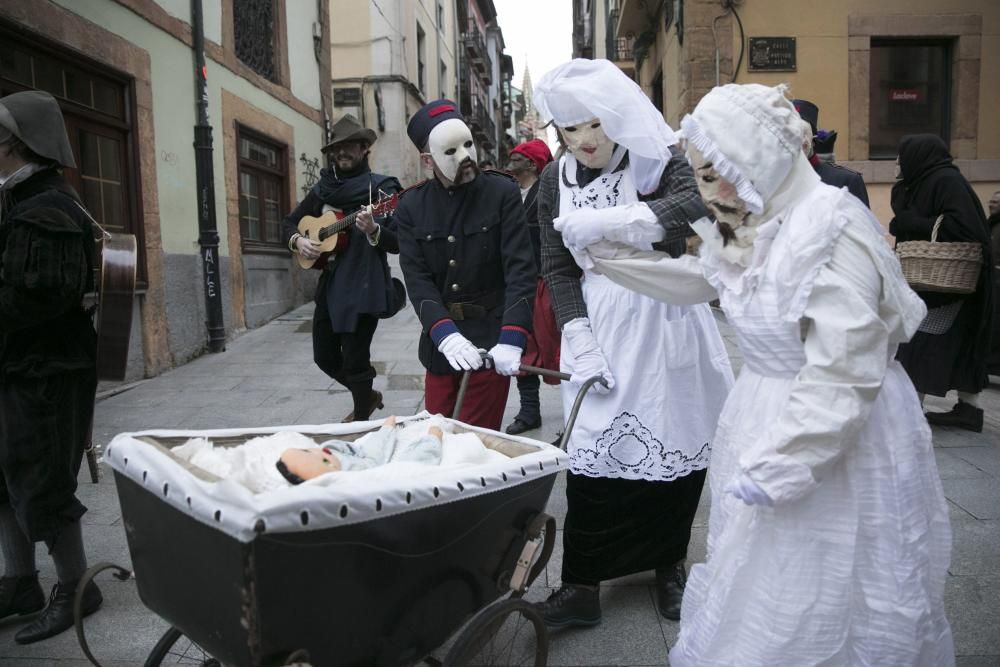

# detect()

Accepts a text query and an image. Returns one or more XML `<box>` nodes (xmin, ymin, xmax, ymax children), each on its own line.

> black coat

<box><xmin>282</xmin><ymin>165</ymin><xmax>402</xmax><ymax>333</ymax></box>
<box><xmin>395</xmin><ymin>171</ymin><xmax>535</xmax><ymax>374</ymax></box>
<box><xmin>0</xmin><ymin>168</ymin><xmax>97</xmax><ymax>378</ymax></box>
<box><xmin>522</xmin><ymin>179</ymin><xmax>542</xmax><ymax>275</ymax></box>
<box><xmin>815</xmin><ymin>160</ymin><xmax>869</xmax><ymax>207</ymax></box>
<box><xmin>890</xmin><ymin>134</ymin><xmax>993</xmax><ymax>395</ymax></box>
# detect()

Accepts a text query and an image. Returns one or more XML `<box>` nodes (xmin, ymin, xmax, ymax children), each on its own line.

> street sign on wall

<box><xmin>334</xmin><ymin>87</ymin><xmax>362</xmax><ymax>107</ymax></box>
<box><xmin>748</xmin><ymin>37</ymin><xmax>797</xmax><ymax>72</ymax></box>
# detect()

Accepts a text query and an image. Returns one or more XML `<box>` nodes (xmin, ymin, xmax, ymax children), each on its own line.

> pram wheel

<box><xmin>145</xmin><ymin>626</ymin><xmax>221</xmax><ymax>666</ymax></box>
<box><xmin>444</xmin><ymin>598</ymin><xmax>547</xmax><ymax>667</ymax></box>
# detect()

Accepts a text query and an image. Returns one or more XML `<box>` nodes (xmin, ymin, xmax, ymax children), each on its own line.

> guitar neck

<box><xmin>319</xmin><ymin>211</ymin><xmax>359</xmax><ymax>240</ymax></box>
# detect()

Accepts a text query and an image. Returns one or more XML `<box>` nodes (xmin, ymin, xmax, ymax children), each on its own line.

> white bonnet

<box><xmin>534</xmin><ymin>59</ymin><xmax>678</xmax><ymax>194</ymax></box>
<box><xmin>680</xmin><ymin>84</ymin><xmax>808</xmax><ymax>214</ymax></box>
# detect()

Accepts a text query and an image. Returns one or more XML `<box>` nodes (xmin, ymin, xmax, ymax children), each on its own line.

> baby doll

<box><xmin>276</xmin><ymin>416</ymin><xmax>444</xmax><ymax>484</ymax></box>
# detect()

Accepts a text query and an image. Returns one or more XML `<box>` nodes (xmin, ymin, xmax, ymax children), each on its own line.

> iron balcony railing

<box><xmin>461</xmin><ymin>19</ymin><xmax>493</xmax><ymax>85</ymax></box>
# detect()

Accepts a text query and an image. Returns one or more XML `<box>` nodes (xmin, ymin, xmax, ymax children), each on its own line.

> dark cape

<box><xmin>282</xmin><ymin>160</ymin><xmax>402</xmax><ymax>332</ymax></box>
<box><xmin>890</xmin><ymin>134</ymin><xmax>993</xmax><ymax>395</ymax></box>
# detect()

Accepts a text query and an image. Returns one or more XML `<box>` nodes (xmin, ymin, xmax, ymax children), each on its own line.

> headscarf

<box><xmin>532</xmin><ymin>59</ymin><xmax>677</xmax><ymax>194</ymax></box>
<box><xmin>897</xmin><ymin>134</ymin><xmax>954</xmax><ymax>186</ymax></box>
<box><xmin>0</xmin><ymin>90</ymin><xmax>75</xmax><ymax>168</ymax></box>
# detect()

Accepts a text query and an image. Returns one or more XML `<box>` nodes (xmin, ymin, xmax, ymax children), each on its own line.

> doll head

<box><xmin>276</xmin><ymin>447</ymin><xmax>343</xmax><ymax>485</ymax></box>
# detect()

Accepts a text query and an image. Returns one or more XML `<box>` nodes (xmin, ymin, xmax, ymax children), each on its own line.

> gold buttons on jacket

<box><xmin>451</xmin><ymin>283</ymin><xmax>460</xmax><ymax>291</ymax></box>
<box><xmin>425</xmin><ymin>234</ymin><xmax>432</xmax><ymax>240</ymax></box>
<box><xmin>449</xmin><ymin>259</ymin><xmax>457</xmax><ymax>267</ymax></box>
<box><xmin>481</xmin><ymin>226</ymin><xmax>487</xmax><ymax>231</ymax></box>
<box><xmin>447</xmin><ymin>235</ymin><xmax>455</xmax><ymax>242</ymax></box>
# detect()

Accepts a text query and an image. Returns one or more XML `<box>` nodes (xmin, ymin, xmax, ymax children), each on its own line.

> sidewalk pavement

<box><xmin>2</xmin><ymin>277</ymin><xmax>998</xmax><ymax>665</ymax></box>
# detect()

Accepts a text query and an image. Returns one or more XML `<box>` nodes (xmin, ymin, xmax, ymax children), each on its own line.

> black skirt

<box><xmin>561</xmin><ymin>469</ymin><xmax>706</xmax><ymax>586</ymax></box>
<box><xmin>897</xmin><ymin>299</ymin><xmax>989</xmax><ymax>396</ymax></box>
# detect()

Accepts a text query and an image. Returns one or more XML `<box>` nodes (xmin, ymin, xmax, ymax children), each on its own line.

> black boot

<box><xmin>506</xmin><ymin>375</ymin><xmax>541</xmax><ymax>435</ymax></box>
<box><xmin>14</xmin><ymin>579</ymin><xmax>102</xmax><ymax>645</ymax></box>
<box><xmin>535</xmin><ymin>583</ymin><xmax>601</xmax><ymax>629</ymax></box>
<box><xmin>342</xmin><ymin>389</ymin><xmax>384</xmax><ymax>423</ymax></box>
<box><xmin>925</xmin><ymin>401</ymin><xmax>984</xmax><ymax>433</ymax></box>
<box><xmin>655</xmin><ymin>562</ymin><xmax>687</xmax><ymax>621</ymax></box>
<box><xmin>0</xmin><ymin>573</ymin><xmax>45</xmax><ymax>621</ymax></box>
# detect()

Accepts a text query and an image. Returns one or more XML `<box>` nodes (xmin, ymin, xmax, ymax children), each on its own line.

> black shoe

<box><xmin>655</xmin><ymin>562</ymin><xmax>687</xmax><ymax>621</ymax></box>
<box><xmin>925</xmin><ymin>401</ymin><xmax>984</xmax><ymax>433</ymax></box>
<box><xmin>535</xmin><ymin>584</ymin><xmax>601</xmax><ymax>629</ymax></box>
<box><xmin>342</xmin><ymin>390</ymin><xmax>384</xmax><ymax>423</ymax></box>
<box><xmin>505</xmin><ymin>416</ymin><xmax>541</xmax><ymax>435</ymax></box>
<box><xmin>0</xmin><ymin>574</ymin><xmax>45</xmax><ymax>621</ymax></box>
<box><xmin>14</xmin><ymin>580</ymin><xmax>102</xmax><ymax>645</ymax></box>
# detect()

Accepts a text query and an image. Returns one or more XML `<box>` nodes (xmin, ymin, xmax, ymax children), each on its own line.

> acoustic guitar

<box><xmin>295</xmin><ymin>183</ymin><xmax>420</xmax><ymax>269</ymax></box>
<box><xmin>95</xmin><ymin>232</ymin><xmax>138</xmax><ymax>381</ymax></box>
<box><xmin>83</xmin><ymin>230</ymin><xmax>138</xmax><ymax>483</ymax></box>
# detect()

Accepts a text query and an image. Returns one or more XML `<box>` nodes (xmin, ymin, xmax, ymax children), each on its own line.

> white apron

<box><xmin>557</xmin><ymin>153</ymin><xmax>733</xmax><ymax>481</ymax></box>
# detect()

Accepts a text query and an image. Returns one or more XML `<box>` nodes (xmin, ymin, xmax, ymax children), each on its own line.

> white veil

<box><xmin>533</xmin><ymin>59</ymin><xmax>678</xmax><ymax>194</ymax></box>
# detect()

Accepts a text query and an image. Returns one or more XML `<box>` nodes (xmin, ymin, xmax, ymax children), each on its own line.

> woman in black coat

<box><xmin>891</xmin><ymin>134</ymin><xmax>993</xmax><ymax>432</ymax></box>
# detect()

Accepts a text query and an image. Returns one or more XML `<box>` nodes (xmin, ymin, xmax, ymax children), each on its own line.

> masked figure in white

<box><xmin>573</xmin><ymin>83</ymin><xmax>954</xmax><ymax>665</ymax></box>
<box><xmin>531</xmin><ymin>59</ymin><xmax>733</xmax><ymax>627</ymax></box>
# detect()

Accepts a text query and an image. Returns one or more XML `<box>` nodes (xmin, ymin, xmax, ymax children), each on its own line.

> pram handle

<box><xmin>451</xmin><ymin>352</ymin><xmax>606</xmax><ymax>451</ymax></box>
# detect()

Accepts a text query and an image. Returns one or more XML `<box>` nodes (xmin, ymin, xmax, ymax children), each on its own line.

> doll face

<box><xmin>559</xmin><ymin>118</ymin><xmax>614</xmax><ymax>169</ymax></box>
<box><xmin>686</xmin><ymin>143</ymin><xmax>750</xmax><ymax>233</ymax></box>
<box><xmin>278</xmin><ymin>447</ymin><xmax>342</xmax><ymax>484</ymax></box>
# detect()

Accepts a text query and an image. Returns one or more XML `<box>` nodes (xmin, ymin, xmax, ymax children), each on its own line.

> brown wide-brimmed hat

<box><xmin>321</xmin><ymin>114</ymin><xmax>378</xmax><ymax>153</ymax></box>
<box><xmin>0</xmin><ymin>90</ymin><xmax>75</xmax><ymax>168</ymax></box>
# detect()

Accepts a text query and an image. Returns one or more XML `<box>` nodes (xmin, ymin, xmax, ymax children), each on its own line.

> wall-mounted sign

<box><xmin>890</xmin><ymin>88</ymin><xmax>921</xmax><ymax>102</ymax></box>
<box><xmin>334</xmin><ymin>87</ymin><xmax>362</xmax><ymax>107</ymax></box>
<box><xmin>748</xmin><ymin>37</ymin><xmax>797</xmax><ymax>72</ymax></box>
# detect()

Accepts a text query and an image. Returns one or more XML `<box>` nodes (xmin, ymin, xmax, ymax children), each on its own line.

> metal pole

<box><xmin>192</xmin><ymin>0</ymin><xmax>226</xmax><ymax>353</ymax></box>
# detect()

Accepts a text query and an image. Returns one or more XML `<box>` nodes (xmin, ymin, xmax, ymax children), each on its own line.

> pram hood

<box><xmin>105</xmin><ymin>412</ymin><xmax>568</xmax><ymax>543</ymax></box>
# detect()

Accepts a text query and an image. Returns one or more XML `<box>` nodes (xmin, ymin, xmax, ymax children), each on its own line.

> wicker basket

<box><xmin>895</xmin><ymin>215</ymin><xmax>982</xmax><ymax>294</ymax></box>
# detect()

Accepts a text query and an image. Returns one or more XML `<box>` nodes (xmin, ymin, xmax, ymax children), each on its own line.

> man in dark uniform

<box><xmin>283</xmin><ymin>115</ymin><xmax>403</xmax><ymax>422</ymax></box>
<box><xmin>504</xmin><ymin>139</ymin><xmax>560</xmax><ymax>435</ymax></box>
<box><xmin>0</xmin><ymin>91</ymin><xmax>103</xmax><ymax>644</ymax></box>
<box><xmin>793</xmin><ymin>99</ymin><xmax>870</xmax><ymax>206</ymax></box>
<box><xmin>395</xmin><ymin>100</ymin><xmax>535</xmax><ymax>430</ymax></box>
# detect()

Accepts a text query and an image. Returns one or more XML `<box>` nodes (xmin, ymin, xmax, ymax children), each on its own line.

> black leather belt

<box><xmin>445</xmin><ymin>290</ymin><xmax>504</xmax><ymax>320</ymax></box>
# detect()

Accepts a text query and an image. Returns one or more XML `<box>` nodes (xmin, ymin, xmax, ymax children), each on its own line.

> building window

<box><xmin>237</xmin><ymin>126</ymin><xmax>286</xmax><ymax>249</ymax></box>
<box><xmin>869</xmin><ymin>39</ymin><xmax>951</xmax><ymax>159</ymax></box>
<box><xmin>234</xmin><ymin>0</ymin><xmax>277</xmax><ymax>82</ymax></box>
<box><xmin>440</xmin><ymin>60</ymin><xmax>447</xmax><ymax>100</ymax></box>
<box><xmin>437</xmin><ymin>2</ymin><xmax>445</xmax><ymax>31</ymax></box>
<box><xmin>417</xmin><ymin>23</ymin><xmax>427</xmax><ymax>94</ymax></box>
<box><xmin>0</xmin><ymin>25</ymin><xmax>146</xmax><ymax>280</ymax></box>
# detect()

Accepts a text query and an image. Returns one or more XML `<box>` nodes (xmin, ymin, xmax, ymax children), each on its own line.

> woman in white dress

<box><xmin>530</xmin><ymin>59</ymin><xmax>733</xmax><ymax>627</ymax></box>
<box><xmin>561</xmin><ymin>83</ymin><xmax>954</xmax><ymax>665</ymax></box>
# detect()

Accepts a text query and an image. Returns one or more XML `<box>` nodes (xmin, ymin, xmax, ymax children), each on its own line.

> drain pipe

<box><xmin>191</xmin><ymin>0</ymin><xmax>226</xmax><ymax>353</ymax></box>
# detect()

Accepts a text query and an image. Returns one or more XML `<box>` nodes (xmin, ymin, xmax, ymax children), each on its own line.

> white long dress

<box><xmin>664</xmin><ymin>183</ymin><xmax>954</xmax><ymax>666</ymax></box>
<box><xmin>557</xmin><ymin>153</ymin><xmax>733</xmax><ymax>481</ymax></box>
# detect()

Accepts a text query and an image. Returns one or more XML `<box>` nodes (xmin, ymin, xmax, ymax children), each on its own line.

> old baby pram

<box><xmin>78</xmin><ymin>364</ymin><xmax>601</xmax><ymax>667</ymax></box>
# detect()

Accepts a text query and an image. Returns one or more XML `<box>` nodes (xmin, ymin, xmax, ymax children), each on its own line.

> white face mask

<box><xmin>427</xmin><ymin>118</ymin><xmax>477</xmax><ymax>183</ymax></box>
<box><xmin>559</xmin><ymin>118</ymin><xmax>614</xmax><ymax>169</ymax></box>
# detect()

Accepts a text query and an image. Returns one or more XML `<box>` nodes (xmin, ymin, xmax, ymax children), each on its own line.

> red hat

<box><xmin>510</xmin><ymin>139</ymin><xmax>553</xmax><ymax>173</ymax></box>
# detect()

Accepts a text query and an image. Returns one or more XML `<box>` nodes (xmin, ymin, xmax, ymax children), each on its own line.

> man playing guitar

<box><xmin>283</xmin><ymin>115</ymin><xmax>403</xmax><ymax>422</ymax></box>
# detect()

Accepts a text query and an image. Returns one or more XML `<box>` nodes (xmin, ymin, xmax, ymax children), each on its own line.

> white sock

<box><xmin>957</xmin><ymin>392</ymin><xmax>981</xmax><ymax>408</ymax></box>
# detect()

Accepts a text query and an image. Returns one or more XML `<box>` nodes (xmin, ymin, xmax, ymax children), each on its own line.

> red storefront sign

<box><xmin>890</xmin><ymin>88</ymin><xmax>921</xmax><ymax>102</ymax></box>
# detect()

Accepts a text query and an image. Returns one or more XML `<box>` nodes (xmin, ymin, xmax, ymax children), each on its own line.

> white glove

<box><xmin>488</xmin><ymin>343</ymin><xmax>523</xmax><ymax>376</ymax></box>
<box><xmin>554</xmin><ymin>203</ymin><xmax>664</xmax><ymax>251</ymax></box>
<box><xmin>725</xmin><ymin>473</ymin><xmax>773</xmax><ymax>506</ymax></box>
<box><xmin>562</xmin><ymin>318</ymin><xmax>614</xmax><ymax>395</ymax></box>
<box><xmin>438</xmin><ymin>333</ymin><xmax>484</xmax><ymax>372</ymax></box>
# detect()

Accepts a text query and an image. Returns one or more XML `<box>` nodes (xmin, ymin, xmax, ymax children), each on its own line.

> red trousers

<box><xmin>425</xmin><ymin>369</ymin><xmax>511</xmax><ymax>431</ymax></box>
